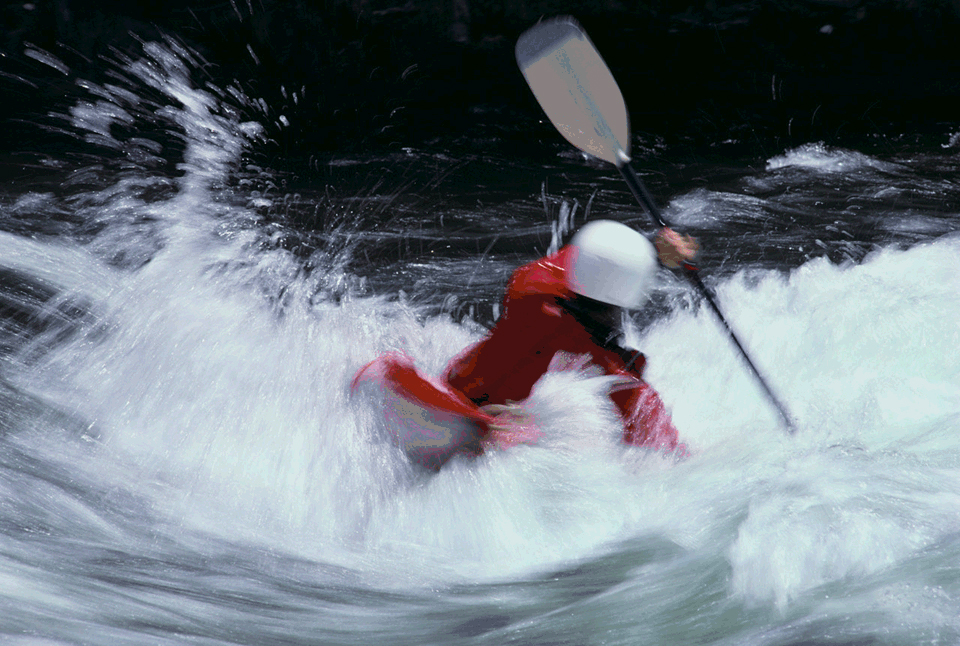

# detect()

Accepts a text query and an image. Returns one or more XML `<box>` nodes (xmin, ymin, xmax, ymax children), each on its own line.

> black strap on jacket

<box><xmin>558</xmin><ymin>295</ymin><xmax>644</xmax><ymax>372</ymax></box>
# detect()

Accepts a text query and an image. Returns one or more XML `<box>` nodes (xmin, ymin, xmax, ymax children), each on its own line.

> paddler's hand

<box><xmin>654</xmin><ymin>228</ymin><xmax>700</xmax><ymax>269</ymax></box>
<box><xmin>480</xmin><ymin>402</ymin><xmax>543</xmax><ymax>450</ymax></box>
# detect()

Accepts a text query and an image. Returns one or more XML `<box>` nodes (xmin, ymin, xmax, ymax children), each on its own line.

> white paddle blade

<box><xmin>516</xmin><ymin>16</ymin><xmax>630</xmax><ymax>166</ymax></box>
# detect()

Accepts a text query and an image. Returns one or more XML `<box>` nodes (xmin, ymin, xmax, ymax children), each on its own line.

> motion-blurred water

<box><xmin>2</xmin><ymin>39</ymin><xmax>960</xmax><ymax>646</ymax></box>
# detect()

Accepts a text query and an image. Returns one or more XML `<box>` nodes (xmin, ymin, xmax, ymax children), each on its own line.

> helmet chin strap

<box><xmin>560</xmin><ymin>294</ymin><xmax>619</xmax><ymax>342</ymax></box>
<box><xmin>559</xmin><ymin>295</ymin><xmax>642</xmax><ymax>369</ymax></box>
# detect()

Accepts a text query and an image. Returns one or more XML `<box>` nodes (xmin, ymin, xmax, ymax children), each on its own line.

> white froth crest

<box><xmin>766</xmin><ymin>141</ymin><xmax>895</xmax><ymax>173</ymax></box>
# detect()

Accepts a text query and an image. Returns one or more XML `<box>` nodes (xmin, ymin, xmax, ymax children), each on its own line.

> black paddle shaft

<box><xmin>618</xmin><ymin>163</ymin><xmax>797</xmax><ymax>433</ymax></box>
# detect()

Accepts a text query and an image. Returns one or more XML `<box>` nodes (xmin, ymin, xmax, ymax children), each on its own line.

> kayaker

<box><xmin>353</xmin><ymin>219</ymin><xmax>698</xmax><ymax>469</ymax></box>
<box><xmin>444</xmin><ymin>220</ymin><xmax>698</xmax><ymax>453</ymax></box>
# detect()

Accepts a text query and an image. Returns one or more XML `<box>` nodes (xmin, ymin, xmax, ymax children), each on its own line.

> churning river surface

<box><xmin>2</xmin><ymin>39</ymin><xmax>960</xmax><ymax>646</ymax></box>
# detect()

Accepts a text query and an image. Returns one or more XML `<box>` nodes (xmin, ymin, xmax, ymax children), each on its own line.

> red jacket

<box><xmin>445</xmin><ymin>246</ymin><xmax>682</xmax><ymax>451</ymax></box>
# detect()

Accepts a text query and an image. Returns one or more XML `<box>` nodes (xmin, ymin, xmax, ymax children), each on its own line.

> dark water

<box><xmin>2</xmin><ymin>33</ymin><xmax>960</xmax><ymax>646</ymax></box>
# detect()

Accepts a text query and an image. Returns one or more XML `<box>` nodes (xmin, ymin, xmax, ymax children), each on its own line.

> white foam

<box><xmin>636</xmin><ymin>236</ymin><xmax>960</xmax><ymax>606</ymax></box>
<box><xmin>766</xmin><ymin>141</ymin><xmax>897</xmax><ymax>173</ymax></box>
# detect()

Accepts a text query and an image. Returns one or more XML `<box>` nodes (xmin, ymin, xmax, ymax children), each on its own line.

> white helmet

<box><xmin>565</xmin><ymin>220</ymin><xmax>658</xmax><ymax>308</ymax></box>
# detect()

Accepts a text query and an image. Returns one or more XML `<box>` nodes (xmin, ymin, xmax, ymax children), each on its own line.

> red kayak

<box><xmin>352</xmin><ymin>353</ymin><xmax>544</xmax><ymax>470</ymax></box>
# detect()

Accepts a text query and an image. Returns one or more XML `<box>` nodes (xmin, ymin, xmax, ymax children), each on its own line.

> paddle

<box><xmin>515</xmin><ymin>16</ymin><xmax>796</xmax><ymax>434</ymax></box>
